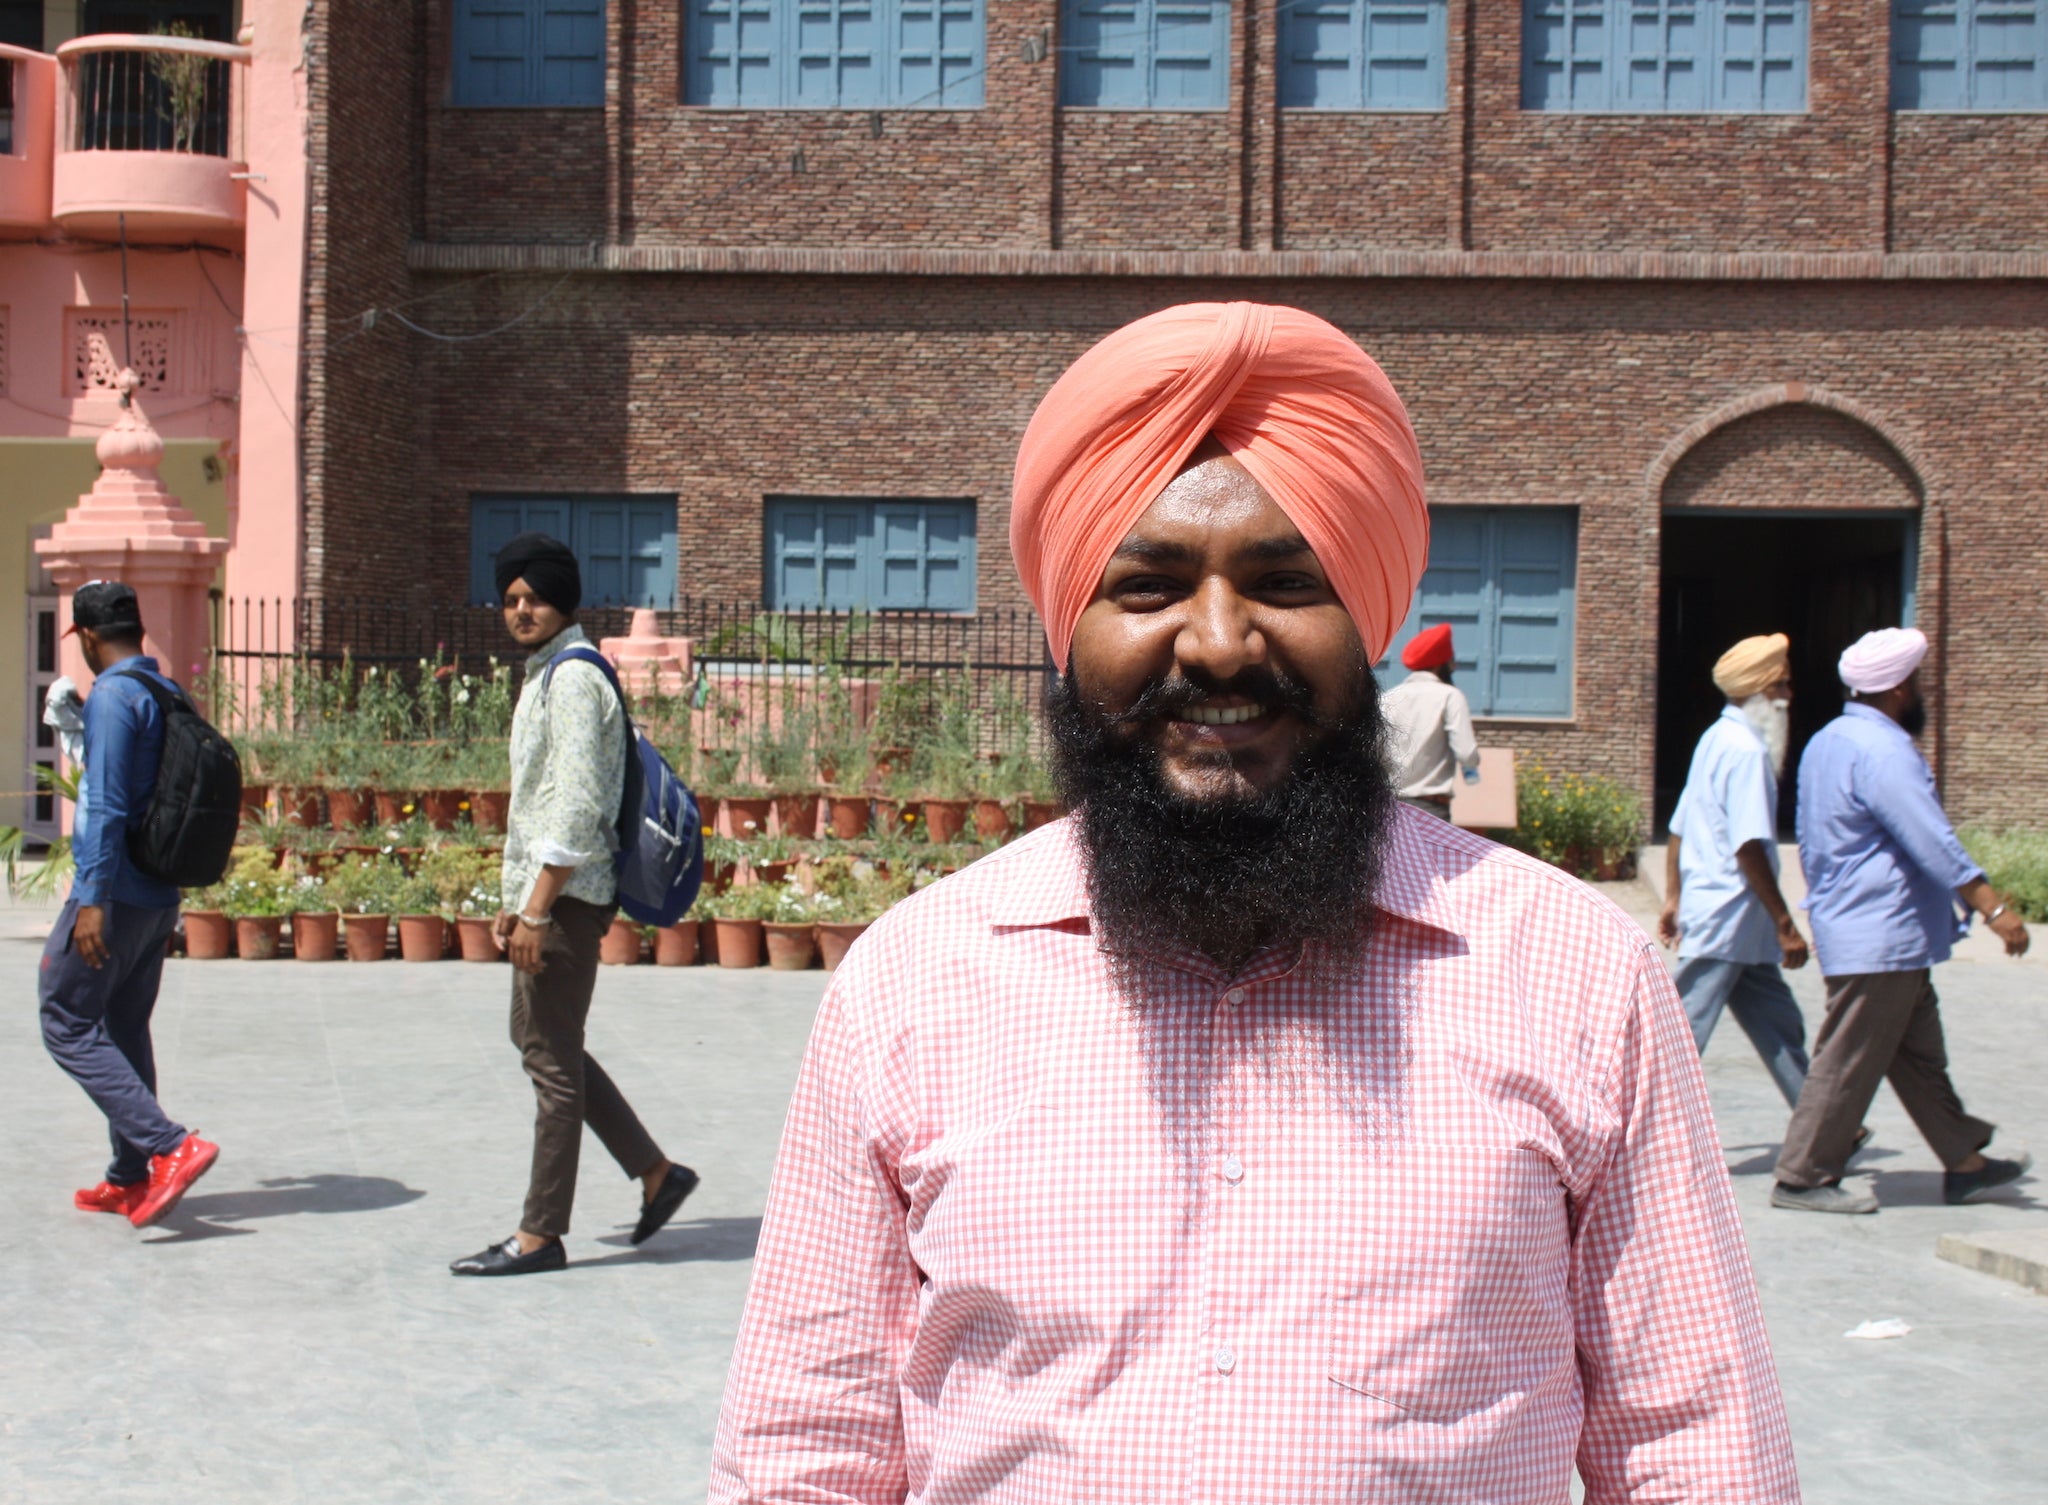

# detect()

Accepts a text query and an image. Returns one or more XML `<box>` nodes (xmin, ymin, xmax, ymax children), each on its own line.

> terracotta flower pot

<box><xmin>872</xmin><ymin>746</ymin><xmax>912</xmax><ymax>778</ymax></box>
<box><xmin>290</xmin><ymin>910</ymin><xmax>339</xmax><ymax>962</ymax></box>
<box><xmin>653</xmin><ymin>922</ymin><xmax>699</xmax><ymax>966</ymax></box>
<box><xmin>396</xmin><ymin>915</ymin><xmax>447</xmax><ymax>961</ymax></box>
<box><xmin>763</xmin><ymin>921</ymin><xmax>817</xmax><ymax>971</ymax></box>
<box><xmin>301</xmin><ymin>850</ymin><xmax>344</xmax><ymax>878</ymax></box>
<box><xmin>325</xmin><ymin>787</ymin><xmax>371</xmax><ymax>830</ymax></box>
<box><xmin>455</xmin><ymin>916</ymin><xmax>501</xmax><ymax>962</ymax></box>
<box><xmin>699</xmin><ymin>917</ymin><xmax>721</xmax><ymax>966</ymax></box>
<box><xmin>703</xmin><ymin>860</ymin><xmax>736</xmax><ymax>895</ymax></box>
<box><xmin>238</xmin><ymin>783</ymin><xmax>270</xmax><ymax>825</ymax></box>
<box><xmin>469</xmin><ymin>789</ymin><xmax>510</xmax><ymax>833</ymax></box>
<box><xmin>827</xmin><ymin>794</ymin><xmax>872</xmax><ymax>840</ymax></box>
<box><xmin>972</xmin><ymin>799</ymin><xmax>1013</xmax><ymax>841</ymax></box>
<box><xmin>874</xmin><ymin>798</ymin><xmax>906</xmax><ymax>832</ymax></box>
<box><xmin>183</xmin><ymin>910</ymin><xmax>232</xmax><ymax>959</ymax></box>
<box><xmin>372</xmin><ymin>790</ymin><xmax>414</xmax><ymax>826</ymax></box>
<box><xmin>816</xmin><ymin>920</ymin><xmax>872</xmax><ymax>972</ymax></box>
<box><xmin>725</xmin><ymin>796</ymin><xmax>773</xmax><ymax>839</ymax></box>
<box><xmin>278</xmin><ymin>788</ymin><xmax>323</xmax><ymax>829</ymax></box>
<box><xmin>1021</xmin><ymin>800</ymin><xmax>1065</xmax><ymax>831</ymax></box>
<box><xmin>753</xmin><ymin>860</ymin><xmax>794</xmax><ymax>888</ymax></box>
<box><xmin>600</xmin><ymin>916</ymin><xmax>644</xmax><ymax>965</ymax></box>
<box><xmin>232</xmin><ymin>915</ymin><xmax>283</xmax><ymax>959</ymax></box>
<box><xmin>695</xmin><ymin>795</ymin><xmax>721</xmax><ymax>834</ymax></box>
<box><xmin>419</xmin><ymin>789</ymin><xmax>465</xmax><ymax>831</ymax></box>
<box><xmin>921</xmin><ymin>798</ymin><xmax>970</xmax><ymax>844</ymax></box>
<box><xmin>713</xmin><ymin>917</ymin><xmax>764</xmax><ymax>968</ymax></box>
<box><xmin>773</xmin><ymin>792</ymin><xmax>821</xmax><ymax>839</ymax></box>
<box><xmin>343</xmin><ymin>913</ymin><xmax>391</xmax><ymax>961</ymax></box>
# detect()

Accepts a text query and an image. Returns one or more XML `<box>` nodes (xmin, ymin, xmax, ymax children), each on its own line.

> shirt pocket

<box><xmin>1323</xmin><ymin>1144</ymin><xmax>1573</xmax><ymax>1422</ymax></box>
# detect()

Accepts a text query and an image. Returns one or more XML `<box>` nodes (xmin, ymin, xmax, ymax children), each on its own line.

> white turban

<box><xmin>1838</xmin><ymin>627</ymin><xmax>1927</xmax><ymax>695</ymax></box>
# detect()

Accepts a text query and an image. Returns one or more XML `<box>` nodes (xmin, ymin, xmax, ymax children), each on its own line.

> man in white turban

<box><xmin>1775</xmin><ymin>628</ymin><xmax>2034</xmax><ymax>1214</ymax></box>
<box><xmin>1659</xmin><ymin>634</ymin><xmax>1812</xmax><ymax>1110</ymax></box>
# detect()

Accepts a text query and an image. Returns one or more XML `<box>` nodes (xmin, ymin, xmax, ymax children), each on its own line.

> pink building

<box><xmin>1</xmin><ymin>0</ymin><xmax>306</xmax><ymax>839</ymax></box>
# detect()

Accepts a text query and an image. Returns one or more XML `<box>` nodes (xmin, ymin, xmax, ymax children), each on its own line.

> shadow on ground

<box><xmin>143</xmin><ymin>1174</ymin><xmax>427</xmax><ymax>1242</ymax></box>
<box><xmin>579</xmin><ymin>1215</ymin><xmax>761</xmax><ymax>1268</ymax></box>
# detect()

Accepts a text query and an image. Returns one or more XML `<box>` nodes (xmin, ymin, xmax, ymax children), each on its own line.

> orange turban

<box><xmin>1011</xmin><ymin>302</ymin><xmax>1429</xmax><ymax>672</ymax></box>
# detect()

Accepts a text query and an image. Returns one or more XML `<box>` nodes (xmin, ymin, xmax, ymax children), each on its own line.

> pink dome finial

<box><xmin>95</xmin><ymin>370</ymin><xmax>167</xmax><ymax>473</ymax></box>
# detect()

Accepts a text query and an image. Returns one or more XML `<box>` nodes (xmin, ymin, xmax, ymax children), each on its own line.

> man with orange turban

<box><xmin>1381</xmin><ymin>621</ymin><xmax>1480</xmax><ymax>817</ymax></box>
<box><xmin>712</xmin><ymin>303</ymin><xmax>1795</xmax><ymax>1504</ymax></box>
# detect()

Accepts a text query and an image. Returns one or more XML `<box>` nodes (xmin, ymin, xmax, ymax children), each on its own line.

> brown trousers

<box><xmin>511</xmin><ymin>896</ymin><xmax>662</xmax><ymax>1239</ymax></box>
<box><xmin>1775</xmin><ymin>968</ymin><xmax>1993</xmax><ymax>1188</ymax></box>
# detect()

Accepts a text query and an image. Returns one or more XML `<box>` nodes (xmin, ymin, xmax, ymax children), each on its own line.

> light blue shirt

<box><xmin>1672</xmin><ymin>705</ymin><xmax>1781</xmax><ymax>965</ymax></box>
<box><xmin>1796</xmin><ymin>703</ymin><xmax>1982</xmax><ymax>977</ymax></box>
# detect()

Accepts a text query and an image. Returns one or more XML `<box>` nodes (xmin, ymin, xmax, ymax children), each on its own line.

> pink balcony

<box><xmin>0</xmin><ymin>44</ymin><xmax>56</xmax><ymax>229</ymax></box>
<box><xmin>53</xmin><ymin>34</ymin><xmax>251</xmax><ymax>239</ymax></box>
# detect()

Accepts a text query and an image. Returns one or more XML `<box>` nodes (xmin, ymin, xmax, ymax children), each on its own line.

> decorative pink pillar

<box><xmin>600</xmin><ymin>607</ymin><xmax>694</xmax><ymax>696</ymax></box>
<box><xmin>36</xmin><ymin>370</ymin><xmax>231</xmax><ymax>695</ymax></box>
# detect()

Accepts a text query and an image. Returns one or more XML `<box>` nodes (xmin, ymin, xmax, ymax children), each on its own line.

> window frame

<box><xmin>1375</xmin><ymin>506</ymin><xmax>1579</xmax><ymax>721</ymax></box>
<box><xmin>684</xmin><ymin>0</ymin><xmax>987</xmax><ymax>110</ymax></box>
<box><xmin>1892</xmin><ymin>0</ymin><xmax>2047</xmax><ymax>111</ymax></box>
<box><xmin>1278</xmin><ymin>0</ymin><xmax>1449</xmax><ymax>112</ymax></box>
<box><xmin>469</xmin><ymin>494</ymin><xmax>679</xmax><ymax>608</ymax></box>
<box><xmin>763</xmin><ymin>495</ymin><xmax>978</xmax><ymax>613</ymax></box>
<box><xmin>1058</xmin><ymin>0</ymin><xmax>1234</xmax><ymax>111</ymax></box>
<box><xmin>1521</xmin><ymin>0</ymin><xmax>1809</xmax><ymax>114</ymax></box>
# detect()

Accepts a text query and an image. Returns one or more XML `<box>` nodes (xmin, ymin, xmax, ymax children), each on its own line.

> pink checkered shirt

<box><xmin>710</xmin><ymin>810</ymin><xmax>1799</xmax><ymax>1504</ymax></box>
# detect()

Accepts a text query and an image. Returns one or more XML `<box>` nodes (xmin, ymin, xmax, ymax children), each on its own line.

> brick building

<box><xmin>300</xmin><ymin>0</ymin><xmax>2048</xmax><ymax>827</ymax></box>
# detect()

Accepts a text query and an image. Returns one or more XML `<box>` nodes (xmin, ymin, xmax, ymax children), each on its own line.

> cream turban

<box><xmin>1839</xmin><ymin>627</ymin><xmax>1927</xmax><ymax>694</ymax></box>
<box><xmin>1010</xmin><ymin>302</ymin><xmax>1429</xmax><ymax>672</ymax></box>
<box><xmin>1712</xmin><ymin>634</ymin><xmax>1791</xmax><ymax>699</ymax></box>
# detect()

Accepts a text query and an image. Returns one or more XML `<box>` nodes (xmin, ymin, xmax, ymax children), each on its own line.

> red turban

<box><xmin>1401</xmin><ymin>622</ymin><xmax>1454</xmax><ymax>671</ymax></box>
<box><xmin>1010</xmin><ymin>302</ymin><xmax>1430</xmax><ymax>672</ymax></box>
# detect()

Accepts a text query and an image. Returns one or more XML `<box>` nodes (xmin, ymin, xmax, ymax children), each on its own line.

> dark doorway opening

<box><xmin>1656</xmin><ymin>510</ymin><xmax>1917</xmax><ymax>834</ymax></box>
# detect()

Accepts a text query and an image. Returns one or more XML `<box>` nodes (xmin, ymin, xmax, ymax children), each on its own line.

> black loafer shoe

<box><xmin>631</xmin><ymin>1164</ymin><xmax>700</xmax><ymax>1246</ymax></box>
<box><xmin>1944</xmin><ymin>1151</ymin><xmax>2033</xmax><ymax>1206</ymax></box>
<box><xmin>450</xmin><ymin>1235</ymin><xmax>567</xmax><ymax>1276</ymax></box>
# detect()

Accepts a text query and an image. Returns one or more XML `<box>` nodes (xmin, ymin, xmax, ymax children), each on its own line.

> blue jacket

<box><xmin>72</xmin><ymin>655</ymin><xmax>182</xmax><ymax>910</ymax></box>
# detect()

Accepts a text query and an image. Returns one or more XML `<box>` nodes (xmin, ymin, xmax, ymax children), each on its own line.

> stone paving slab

<box><xmin>2</xmin><ymin>887</ymin><xmax>2044</xmax><ymax>1503</ymax></box>
<box><xmin>1936</xmin><ymin>1227</ymin><xmax>2048</xmax><ymax>1295</ymax></box>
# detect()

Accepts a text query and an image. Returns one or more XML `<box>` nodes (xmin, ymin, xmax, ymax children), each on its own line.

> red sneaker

<box><xmin>128</xmin><ymin>1135</ymin><xmax>220</xmax><ymax>1228</ymax></box>
<box><xmin>74</xmin><ymin>1180</ymin><xmax>147</xmax><ymax>1217</ymax></box>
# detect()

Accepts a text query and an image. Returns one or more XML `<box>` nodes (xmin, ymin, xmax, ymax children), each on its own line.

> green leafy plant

<box><xmin>419</xmin><ymin>847</ymin><xmax>501</xmax><ymax>917</ymax></box>
<box><xmin>755</xmin><ymin>678</ymin><xmax>817</xmax><ymax>791</ymax></box>
<box><xmin>1495</xmin><ymin>758</ymin><xmax>1643</xmax><ymax>877</ymax></box>
<box><xmin>6</xmin><ymin>766</ymin><xmax>78</xmax><ymax>902</ymax></box>
<box><xmin>699</xmin><ymin>883</ymin><xmax>780</xmax><ymax>921</ymax></box>
<box><xmin>188</xmin><ymin>848</ymin><xmax>292</xmax><ymax>917</ymax></box>
<box><xmin>1961</xmin><ymin>828</ymin><xmax>2048</xmax><ymax>923</ymax></box>
<box><xmin>147</xmin><ymin>21</ymin><xmax>210</xmax><ymax>154</ymax></box>
<box><xmin>323</xmin><ymin>854</ymin><xmax>409</xmax><ymax>916</ymax></box>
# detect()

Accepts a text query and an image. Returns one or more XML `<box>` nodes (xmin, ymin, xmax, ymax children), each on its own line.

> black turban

<box><xmin>493</xmin><ymin>532</ymin><xmax>581</xmax><ymax>614</ymax></box>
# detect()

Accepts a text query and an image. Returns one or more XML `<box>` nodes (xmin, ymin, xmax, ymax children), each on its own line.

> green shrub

<box><xmin>1497</xmin><ymin>758</ymin><xmax>1644</xmax><ymax>877</ymax></box>
<box><xmin>1960</xmin><ymin>828</ymin><xmax>2048</xmax><ymax>923</ymax></box>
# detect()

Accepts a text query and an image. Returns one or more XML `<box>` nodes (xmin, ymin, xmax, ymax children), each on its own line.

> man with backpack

<box><xmin>450</xmin><ymin>533</ymin><xmax>698</xmax><ymax>1277</ymax></box>
<box><xmin>41</xmin><ymin>582</ymin><xmax>221</xmax><ymax>1229</ymax></box>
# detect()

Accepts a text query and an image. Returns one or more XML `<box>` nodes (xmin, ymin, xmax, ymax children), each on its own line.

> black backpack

<box><xmin>111</xmin><ymin>668</ymin><xmax>243</xmax><ymax>889</ymax></box>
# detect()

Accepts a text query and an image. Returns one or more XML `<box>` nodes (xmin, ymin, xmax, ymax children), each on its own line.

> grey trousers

<box><xmin>40</xmin><ymin>897</ymin><xmax>186</xmax><ymax>1183</ymax></box>
<box><xmin>1675</xmin><ymin>957</ymin><xmax>1810</xmax><ymax>1108</ymax></box>
<box><xmin>1776</xmin><ymin>968</ymin><xmax>1993</xmax><ymax>1188</ymax></box>
<box><xmin>511</xmin><ymin>896</ymin><xmax>663</xmax><ymax>1239</ymax></box>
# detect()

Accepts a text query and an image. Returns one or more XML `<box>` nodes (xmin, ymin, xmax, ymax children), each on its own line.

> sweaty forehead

<box><xmin>1107</xmin><ymin>456</ymin><xmax>1321</xmax><ymax>568</ymax></box>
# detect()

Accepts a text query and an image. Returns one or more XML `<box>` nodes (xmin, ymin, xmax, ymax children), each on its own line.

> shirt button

<box><xmin>1214</xmin><ymin>1345</ymin><xmax>1237</xmax><ymax>1375</ymax></box>
<box><xmin>1221</xmin><ymin>1155</ymin><xmax>1244</xmax><ymax>1185</ymax></box>
<box><xmin>1223</xmin><ymin>987</ymin><xmax>1246</xmax><ymax>1006</ymax></box>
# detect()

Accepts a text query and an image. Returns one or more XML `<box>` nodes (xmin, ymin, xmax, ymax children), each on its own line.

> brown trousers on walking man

<box><xmin>512</xmin><ymin>896</ymin><xmax>664</xmax><ymax>1239</ymax></box>
<box><xmin>1775</xmin><ymin>969</ymin><xmax>1994</xmax><ymax>1189</ymax></box>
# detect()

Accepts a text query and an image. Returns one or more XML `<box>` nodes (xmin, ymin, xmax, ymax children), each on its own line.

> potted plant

<box><xmin>653</xmin><ymin>905</ymin><xmax>701</xmax><ymax>966</ymax></box>
<box><xmin>215</xmin><ymin>848</ymin><xmax>291</xmax><ymax>959</ymax></box>
<box><xmin>813</xmin><ymin>665</ymin><xmax>875</xmax><ymax>835</ymax></box>
<box><xmin>758</xmin><ymin>681</ymin><xmax>820</xmax><ymax>839</ymax></box>
<box><xmin>811</xmin><ymin>867</ymin><xmax>910</xmax><ymax>970</ymax></box>
<box><xmin>284</xmin><ymin>866</ymin><xmax>339</xmax><ymax>962</ymax></box>
<box><xmin>391</xmin><ymin>868</ymin><xmax>449</xmax><ymax>961</ymax></box>
<box><xmin>601</xmin><ymin>912</ymin><xmax>644</xmax><ymax>965</ymax></box>
<box><xmin>702</xmin><ymin>882</ymin><xmax>775</xmax><ymax>968</ymax></box>
<box><xmin>421</xmin><ymin>847</ymin><xmax>502</xmax><ymax>962</ymax></box>
<box><xmin>326</xmin><ymin>854</ymin><xmax>403</xmax><ymax>961</ymax></box>
<box><xmin>180</xmin><ymin>876</ymin><xmax>234</xmax><ymax>960</ymax></box>
<box><xmin>762</xmin><ymin>881</ymin><xmax>822</xmax><ymax>970</ymax></box>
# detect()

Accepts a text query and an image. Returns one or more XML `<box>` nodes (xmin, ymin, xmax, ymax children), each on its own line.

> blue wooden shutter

<box><xmin>1152</xmin><ymin>1</ymin><xmax>1230</xmax><ymax>106</ymax></box>
<box><xmin>895</xmin><ymin>0</ymin><xmax>984</xmax><ymax>105</ymax></box>
<box><xmin>920</xmin><ymin>502</ymin><xmax>976</xmax><ymax>610</ymax></box>
<box><xmin>1524</xmin><ymin>0</ymin><xmax>1609</xmax><ymax>107</ymax></box>
<box><xmin>471</xmin><ymin>497</ymin><xmax>574</xmax><ymax>602</ymax></box>
<box><xmin>1893</xmin><ymin>0</ymin><xmax>1963</xmax><ymax>107</ymax></box>
<box><xmin>624</xmin><ymin>500</ymin><xmax>678</xmax><ymax>608</ymax></box>
<box><xmin>1064</xmin><ymin>0</ymin><xmax>1149</xmax><ymax>105</ymax></box>
<box><xmin>794</xmin><ymin>0</ymin><xmax>880</xmax><ymax>107</ymax></box>
<box><xmin>537</xmin><ymin>0</ymin><xmax>605</xmax><ymax>103</ymax></box>
<box><xmin>689</xmin><ymin>0</ymin><xmax>780</xmax><ymax>105</ymax></box>
<box><xmin>1714</xmin><ymin>0</ymin><xmax>1804</xmax><ymax>110</ymax></box>
<box><xmin>1365</xmin><ymin>1</ymin><xmax>1446</xmax><ymax>107</ymax></box>
<box><xmin>1489</xmin><ymin>511</ymin><xmax>1576</xmax><ymax>717</ymax></box>
<box><xmin>455</xmin><ymin>0</ymin><xmax>535</xmax><ymax>105</ymax></box>
<box><xmin>767</xmin><ymin>498</ymin><xmax>865</xmax><ymax>608</ymax></box>
<box><xmin>1972</xmin><ymin>1</ymin><xmax>2043</xmax><ymax>105</ymax></box>
<box><xmin>577</xmin><ymin>500</ymin><xmax>629</xmax><ymax>605</ymax></box>
<box><xmin>1280</xmin><ymin>1</ymin><xmax>1358</xmax><ymax>107</ymax></box>
<box><xmin>1621</xmin><ymin>1</ymin><xmax>1702</xmax><ymax>111</ymax></box>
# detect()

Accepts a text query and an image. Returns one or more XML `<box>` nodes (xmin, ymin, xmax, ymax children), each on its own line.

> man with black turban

<box><xmin>450</xmin><ymin>535</ymin><xmax>698</xmax><ymax>1276</ymax></box>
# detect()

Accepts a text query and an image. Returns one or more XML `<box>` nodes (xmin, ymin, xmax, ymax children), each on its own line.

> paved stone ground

<box><xmin>2</xmin><ymin>884</ymin><xmax>2042</xmax><ymax>1504</ymax></box>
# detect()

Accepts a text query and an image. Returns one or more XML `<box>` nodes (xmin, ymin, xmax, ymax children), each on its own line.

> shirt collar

<box><xmin>1717</xmin><ymin>702</ymin><xmax>1767</xmax><ymax>747</ymax></box>
<box><xmin>1843</xmin><ymin>701</ymin><xmax>1907</xmax><ymax>737</ymax></box>
<box><xmin>986</xmin><ymin>805</ymin><xmax>1464</xmax><ymax>941</ymax></box>
<box><xmin>1403</xmin><ymin>669</ymin><xmax>1438</xmax><ymax>685</ymax></box>
<box><xmin>523</xmin><ymin>622</ymin><xmax>590</xmax><ymax>675</ymax></box>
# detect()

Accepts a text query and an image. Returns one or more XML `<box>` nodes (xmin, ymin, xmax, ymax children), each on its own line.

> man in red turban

<box><xmin>1381</xmin><ymin>622</ymin><xmax>1481</xmax><ymax>818</ymax></box>
<box><xmin>712</xmin><ymin>303</ymin><xmax>1797</xmax><ymax>1505</ymax></box>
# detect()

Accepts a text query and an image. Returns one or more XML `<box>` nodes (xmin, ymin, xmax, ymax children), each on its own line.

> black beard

<box><xmin>1045</xmin><ymin>662</ymin><xmax>1397</xmax><ymax>981</ymax></box>
<box><xmin>1899</xmin><ymin>697</ymin><xmax>1928</xmax><ymax>738</ymax></box>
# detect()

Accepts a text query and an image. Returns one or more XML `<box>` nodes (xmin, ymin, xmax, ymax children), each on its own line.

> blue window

<box><xmin>685</xmin><ymin>0</ymin><xmax>985</xmax><ymax>108</ymax></box>
<box><xmin>470</xmin><ymin>496</ymin><xmax>678</xmax><ymax>607</ymax></box>
<box><xmin>1060</xmin><ymin>0</ymin><xmax>1231</xmax><ymax>109</ymax></box>
<box><xmin>1522</xmin><ymin>1</ymin><xmax>1806</xmax><ymax>111</ymax></box>
<box><xmin>1894</xmin><ymin>2</ymin><xmax>2046</xmax><ymax>109</ymax></box>
<box><xmin>765</xmin><ymin>497</ymin><xmax>976</xmax><ymax>611</ymax></box>
<box><xmin>1377</xmin><ymin>508</ymin><xmax>1578</xmax><ymax>718</ymax></box>
<box><xmin>1280</xmin><ymin>1</ymin><xmax>1447</xmax><ymax>109</ymax></box>
<box><xmin>452</xmin><ymin>0</ymin><xmax>605</xmax><ymax>106</ymax></box>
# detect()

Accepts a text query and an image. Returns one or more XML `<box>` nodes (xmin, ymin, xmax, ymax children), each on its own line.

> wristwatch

<box><xmin>518</xmin><ymin>910</ymin><xmax>553</xmax><ymax>929</ymax></box>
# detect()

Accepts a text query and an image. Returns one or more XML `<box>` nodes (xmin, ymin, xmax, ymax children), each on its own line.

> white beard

<box><xmin>1741</xmin><ymin>694</ymin><xmax>1790</xmax><ymax>778</ymax></box>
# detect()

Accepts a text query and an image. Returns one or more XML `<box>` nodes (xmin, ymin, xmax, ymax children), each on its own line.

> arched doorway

<box><xmin>1654</xmin><ymin>401</ymin><xmax>1925</xmax><ymax>832</ymax></box>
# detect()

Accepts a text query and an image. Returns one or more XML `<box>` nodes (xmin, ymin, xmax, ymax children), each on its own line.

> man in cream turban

<box><xmin>1774</xmin><ymin>627</ymin><xmax>2033</xmax><ymax>1215</ymax></box>
<box><xmin>1659</xmin><ymin>634</ymin><xmax>1814</xmax><ymax>1112</ymax></box>
<box><xmin>712</xmin><ymin>304</ymin><xmax>1796</xmax><ymax>1504</ymax></box>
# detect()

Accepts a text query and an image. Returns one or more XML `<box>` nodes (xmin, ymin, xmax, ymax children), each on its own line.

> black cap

<box><xmin>67</xmin><ymin>580</ymin><xmax>145</xmax><ymax>639</ymax></box>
